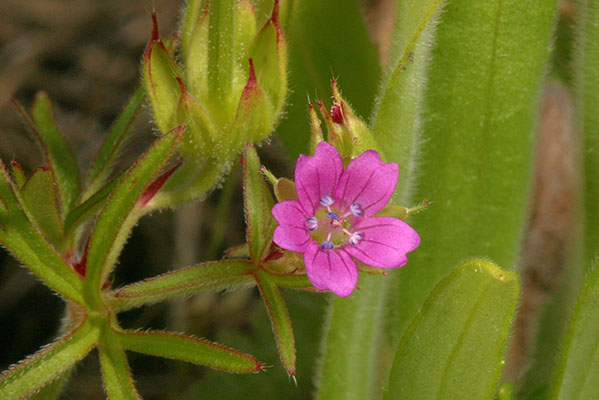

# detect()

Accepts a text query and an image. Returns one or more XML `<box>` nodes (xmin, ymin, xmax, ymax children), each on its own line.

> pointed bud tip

<box><xmin>331</xmin><ymin>103</ymin><xmax>343</xmax><ymax>124</ymax></box>
<box><xmin>138</xmin><ymin>160</ymin><xmax>182</xmax><ymax>208</ymax></box>
<box><xmin>151</xmin><ymin>12</ymin><xmax>159</xmax><ymax>42</ymax></box>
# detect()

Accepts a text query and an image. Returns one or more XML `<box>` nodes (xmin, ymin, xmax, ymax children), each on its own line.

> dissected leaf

<box><xmin>85</xmin><ymin>129</ymin><xmax>182</xmax><ymax>302</ymax></box>
<box><xmin>255</xmin><ymin>269</ymin><xmax>296</xmax><ymax>375</ymax></box>
<box><xmin>243</xmin><ymin>144</ymin><xmax>276</xmax><ymax>264</ymax></box>
<box><xmin>384</xmin><ymin>259</ymin><xmax>519</xmax><ymax>400</ymax></box>
<box><xmin>107</xmin><ymin>260</ymin><xmax>254</xmax><ymax>312</ymax></box>
<box><xmin>0</xmin><ymin>319</ymin><xmax>98</xmax><ymax>400</ymax></box>
<box><xmin>117</xmin><ymin>330</ymin><xmax>264</xmax><ymax>374</ymax></box>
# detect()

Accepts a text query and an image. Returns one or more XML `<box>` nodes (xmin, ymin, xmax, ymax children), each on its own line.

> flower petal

<box><xmin>344</xmin><ymin>217</ymin><xmax>420</xmax><ymax>268</ymax></box>
<box><xmin>272</xmin><ymin>200</ymin><xmax>312</xmax><ymax>252</ymax></box>
<box><xmin>295</xmin><ymin>141</ymin><xmax>344</xmax><ymax>215</ymax></box>
<box><xmin>304</xmin><ymin>242</ymin><xmax>357</xmax><ymax>297</ymax></box>
<box><xmin>334</xmin><ymin>150</ymin><xmax>398</xmax><ymax>216</ymax></box>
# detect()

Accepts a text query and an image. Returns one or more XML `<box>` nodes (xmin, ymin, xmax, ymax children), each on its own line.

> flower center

<box><xmin>305</xmin><ymin>196</ymin><xmax>364</xmax><ymax>250</ymax></box>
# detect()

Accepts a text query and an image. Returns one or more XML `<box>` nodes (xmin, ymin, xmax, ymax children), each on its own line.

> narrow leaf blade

<box><xmin>255</xmin><ymin>269</ymin><xmax>296</xmax><ymax>375</ymax></box>
<box><xmin>0</xmin><ymin>319</ymin><xmax>98</xmax><ymax>400</ymax></box>
<box><xmin>384</xmin><ymin>259</ymin><xmax>519</xmax><ymax>400</ymax></box>
<box><xmin>98</xmin><ymin>332</ymin><xmax>140</xmax><ymax>400</ymax></box>
<box><xmin>118</xmin><ymin>330</ymin><xmax>264</xmax><ymax>374</ymax></box>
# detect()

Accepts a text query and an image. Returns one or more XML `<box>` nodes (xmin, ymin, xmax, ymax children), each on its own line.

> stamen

<box><xmin>350</xmin><ymin>203</ymin><xmax>363</xmax><ymax>217</ymax></box>
<box><xmin>321</xmin><ymin>241</ymin><xmax>334</xmax><ymax>250</ymax></box>
<box><xmin>305</xmin><ymin>217</ymin><xmax>318</xmax><ymax>231</ymax></box>
<box><xmin>320</xmin><ymin>195</ymin><xmax>334</xmax><ymax>207</ymax></box>
<box><xmin>348</xmin><ymin>232</ymin><xmax>363</xmax><ymax>245</ymax></box>
<box><xmin>326</xmin><ymin>212</ymin><xmax>339</xmax><ymax>220</ymax></box>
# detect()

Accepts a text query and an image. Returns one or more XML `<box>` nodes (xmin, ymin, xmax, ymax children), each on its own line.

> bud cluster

<box><xmin>144</xmin><ymin>0</ymin><xmax>287</xmax><ymax>163</ymax></box>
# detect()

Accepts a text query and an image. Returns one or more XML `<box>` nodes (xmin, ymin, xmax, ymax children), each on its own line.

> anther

<box><xmin>321</xmin><ymin>241</ymin><xmax>334</xmax><ymax>250</ymax></box>
<box><xmin>326</xmin><ymin>212</ymin><xmax>339</xmax><ymax>220</ymax></box>
<box><xmin>348</xmin><ymin>232</ymin><xmax>363</xmax><ymax>245</ymax></box>
<box><xmin>350</xmin><ymin>203</ymin><xmax>363</xmax><ymax>217</ymax></box>
<box><xmin>320</xmin><ymin>195</ymin><xmax>334</xmax><ymax>207</ymax></box>
<box><xmin>305</xmin><ymin>217</ymin><xmax>318</xmax><ymax>231</ymax></box>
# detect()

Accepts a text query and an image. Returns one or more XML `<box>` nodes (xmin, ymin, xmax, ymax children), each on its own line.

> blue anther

<box><xmin>320</xmin><ymin>241</ymin><xmax>334</xmax><ymax>250</ymax></box>
<box><xmin>326</xmin><ymin>212</ymin><xmax>339</xmax><ymax>220</ymax></box>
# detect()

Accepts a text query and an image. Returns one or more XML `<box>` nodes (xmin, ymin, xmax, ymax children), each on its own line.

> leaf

<box><xmin>243</xmin><ymin>144</ymin><xmax>276</xmax><ymax>264</ymax></box>
<box><xmin>315</xmin><ymin>274</ymin><xmax>388</xmax><ymax>400</ymax></box>
<box><xmin>255</xmin><ymin>269</ymin><xmax>296</xmax><ymax>375</ymax></box>
<box><xmin>384</xmin><ymin>259</ymin><xmax>519</xmax><ymax>400</ymax></box>
<box><xmin>84</xmin><ymin>85</ymin><xmax>145</xmax><ymax>199</ymax></box>
<box><xmin>117</xmin><ymin>330</ymin><xmax>264</xmax><ymax>374</ymax></box>
<box><xmin>98</xmin><ymin>331</ymin><xmax>140</xmax><ymax>400</ymax></box>
<box><xmin>550</xmin><ymin>260</ymin><xmax>599</xmax><ymax>399</ymax></box>
<box><xmin>275</xmin><ymin>0</ymin><xmax>380</xmax><ymax>158</ymax></box>
<box><xmin>0</xmin><ymin>319</ymin><xmax>98</xmax><ymax>400</ymax></box>
<box><xmin>85</xmin><ymin>129</ymin><xmax>182</xmax><ymax>303</ymax></box>
<box><xmin>389</xmin><ymin>0</ymin><xmax>557</xmax><ymax>341</ymax></box>
<box><xmin>107</xmin><ymin>260</ymin><xmax>254</xmax><ymax>312</ymax></box>
<box><xmin>15</xmin><ymin>92</ymin><xmax>82</xmax><ymax>214</ymax></box>
<box><xmin>0</xmin><ymin>161</ymin><xmax>84</xmax><ymax>304</ymax></box>
<box><xmin>20</xmin><ymin>167</ymin><xmax>63</xmax><ymax>247</ymax></box>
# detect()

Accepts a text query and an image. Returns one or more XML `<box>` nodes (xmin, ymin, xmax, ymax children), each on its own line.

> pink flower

<box><xmin>272</xmin><ymin>141</ymin><xmax>420</xmax><ymax>297</ymax></box>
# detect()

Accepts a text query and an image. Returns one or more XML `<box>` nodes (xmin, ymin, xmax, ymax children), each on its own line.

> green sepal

<box><xmin>20</xmin><ymin>167</ymin><xmax>64</xmax><ymax>247</ymax></box>
<box><xmin>185</xmin><ymin>2</ymin><xmax>210</xmax><ymax>103</ymax></box>
<box><xmin>143</xmin><ymin>23</ymin><xmax>183</xmax><ymax>134</ymax></box>
<box><xmin>9</xmin><ymin>161</ymin><xmax>26</xmax><ymax>188</ymax></box>
<box><xmin>249</xmin><ymin>1</ymin><xmax>287</xmax><ymax>118</ymax></box>
<box><xmin>26</xmin><ymin>92</ymin><xmax>82</xmax><ymax>214</ymax></box>
<box><xmin>0</xmin><ymin>319</ymin><xmax>99</xmax><ymax>400</ymax></box>
<box><xmin>84</xmin><ymin>85</ymin><xmax>145</xmax><ymax>199</ymax></box>
<box><xmin>233</xmin><ymin>60</ymin><xmax>274</xmax><ymax>143</ymax></box>
<box><xmin>384</xmin><ymin>259</ymin><xmax>519</xmax><ymax>400</ymax></box>
<box><xmin>243</xmin><ymin>143</ymin><xmax>276</xmax><ymax>264</ymax></box>
<box><xmin>308</xmin><ymin>103</ymin><xmax>324</xmax><ymax>155</ymax></box>
<box><xmin>180</xmin><ymin>0</ymin><xmax>205</xmax><ymax>64</ymax></box>
<box><xmin>107</xmin><ymin>260</ymin><xmax>254</xmax><ymax>312</ymax></box>
<box><xmin>85</xmin><ymin>129</ymin><xmax>182</xmax><ymax>302</ymax></box>
<box><xmin>234</xmin><ymin>0</ymin><xmax>257</xmax><ymax>68</ymax></box>
<box><xmin>117</xmin><ymin>329</ymin><xmax>264</xmax><ymax>374</ymax></box>
<box><xmin>550</xmin><ymin>260</ymin><xmax>599</xmax><ymax>399</ymax></box>
<box><xmin>98</xmin><ymin>330</ymin><xmax>140</xmax><ymax>400</ymax></box>
<box><xmin>207</xmin><ymin>0</ymin><xmax>236</xmax><ymax>114</ymax></box>
<box><xmin>0</xmin><ymin>161</ymin><xmax>84</xmax><ymax>304</ymax></box>
<box><xmin>255</xmin><ymin>269</ymin><xmax>296</xmax><ymax>376</ymax></box>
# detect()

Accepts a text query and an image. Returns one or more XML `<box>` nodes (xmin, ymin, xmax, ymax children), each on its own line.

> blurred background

<box><xmin>0</xmin><ymin>0</ymin><xmax>577</xmax><ymax>398</ymax></box>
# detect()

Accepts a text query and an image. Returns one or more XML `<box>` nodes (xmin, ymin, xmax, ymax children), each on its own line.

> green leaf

<box><xmin>85</xmin><ymin>129</ymin><xmax>182</xmax><ymax>305</ymax></box>
<box><xmin>389</xmin><ymin>0</ymin><xmax>557</xmax><ymax>341</ymax></box>
<box><xmin>371</xmin><ymin>0</ymin><xmax>445</xmax><ymax>196</ymax></box>
<box><xmin>255</xmin><ymin>269</ymin><xmax>296</xmax><ymax>375</ymax></box>
<box><xmin>98</xmin><ymin>331</ymin><xmax>140</xmax><ymax>400</ymax></box>
<box><xmin>0</xmin><ymin>319</ymin><xmax>98</xmax><ymax>400</ymax></box>
<box><xmin>384</xmin><ymin>259</ymin><xmax>519</xmax><ymax>400</ymax></box>
<box><xmin>20</xmin><ymin>167</ymin><xmax>63</xmax><ymax>247</ymax></box>
<box><xmin>243</xmin><ymin>144</ymin><xmax>276</xmax><ymax>264</ymax></box>
<box><xmin>117</xmin><ymin>329</ymin><xmax>264</xmax><ymax>374</ymax></box>
<box><xmin>316</xmin><ymin>274</ymin><xmax>388</xmax><ymax>400</ymax></box>
<box><xmin>30</xmin><ymin>367</ymin><xmax>74</xmax><ymax>400</ymax></box>
<box><xmin>107</xmin><ymin>260</ymin><xmax>254</xmax><ymax>312</ymax></box>
<box><xmin>550</xmin><ymin>260</ymin><xmax>599</xmax><ymax>399</ymax></box>
<box><xmin>23</xmin><ymin>92</ymin><xmax>81</xmax><ymax>214</ymax></box>
<box><xmin>0</xmin><ymin>161</ymin><xmax>84</xmax><ymax>304</ymax></box>
<box><xmin>84</xmin><ymin>85</ymin><xmax>145</xmax><ymax>199</ymax></box>
<box><xmin>276</xmin><ymin>0</ymin><xmax>380</xmax><ymax>158</ymax></box>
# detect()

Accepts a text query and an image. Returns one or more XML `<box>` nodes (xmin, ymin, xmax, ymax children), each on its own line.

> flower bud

<box><xmin>143</xmin><ymin>1</ymin><xmax>287</xmax><ymax>164</ymax></box>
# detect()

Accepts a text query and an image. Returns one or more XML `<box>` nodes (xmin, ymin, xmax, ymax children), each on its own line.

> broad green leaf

<box><xmin>550</xmin><ymin>260</ymin><xmax>599</xmax><ymax>399</ymax></box>
<box><xmin>98</xmin><ymin>331</ymin><xmax>140</xmax><ymax>400</ymax></box>
<box><xmin>390</xmin><ymin>0</ymin><xmax>557</xmax><ymax>341</ymax></box>
<box><xmin>0</xmin><ymin>161</ymin><xmax>84</xmax><ymax>304</ymax></box>
<box><xmin>276</xmin><ymin>0</ymin><xmax>380</xmax><ymax>158</ymax></box>
<box><xmin>316</xmin><ymin>274</ymin><xmax>388</xmax><ymax>400</ymax></box>
<box><xmin>577</xmin><ymin>0</ymin><xmax>599</xmax><ymax>271</ymax></box>
<box><xmin>0</xmin><ymin>319</ymin><xmax>98</xmax><ymax>400</ymax></box>
<box><xmin>107</xmin><ymin>260</ymin><xmax>254</xmax><ymax>312</ymax></box>
<box><xmin>85</xmin><ymin>130</ymin><xmax>182</xmax><ymax>305</ymax></box>
<box><xmin>384</xmin><ymin>259</ymin><xmax>519</xmax><ymax>400</ymax></box>
<box><xmin>255</xmin><ymin>269</ymin><xmax>296</xmax><ymax>375</ymax></box>
<box><xmin>84</xmin><ymin>85</ymin><xmax>145</xmax><ymax>199</ymax></box>
<box><xmin>371</xmin><ymin>0</ymin><xmax>445</xmax><ymax>196</ymax></box>
<box><xmin>28</xmin><ymin>92</ymin><xmax>81</xmax><ymax>214</ymax></box>
<box><xmin>20</xmin><ymin>167</ymin><xmax>63</xmax><ymax>247</ymax></box>
<box><xmin>117</xmin><ymin>329</ymin><xmax>264</xmax><ymax>374</ymax></box>
<box><xmin>243</xmin><ymin>144</ymin><xmax>276</xmax><ymax>263</ymax></box>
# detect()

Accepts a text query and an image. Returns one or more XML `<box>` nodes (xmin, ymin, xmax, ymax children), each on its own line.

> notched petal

<box><xmin>272</xmin><ymin>200</ymin><xmax>311</xmax><ymax>253</ymax></box>
<box><xmin>304</xmin><ymin>242</ymin><xmax>357</xmax><ymax>297</ymax></box>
